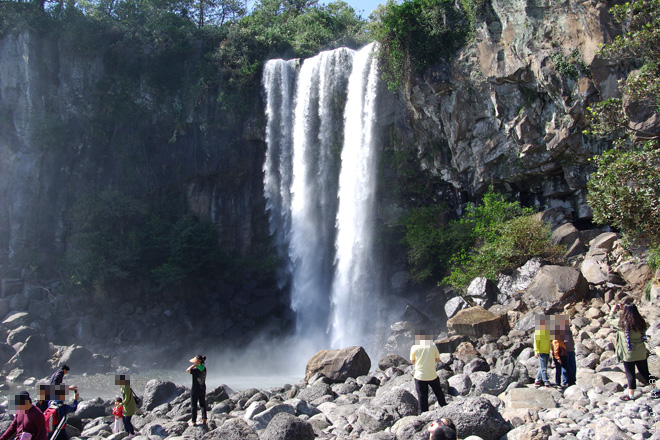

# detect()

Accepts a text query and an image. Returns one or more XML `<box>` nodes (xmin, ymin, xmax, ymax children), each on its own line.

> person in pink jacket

<box><xmin>0</xmin><ymin>391</ymin><xmax>48</xmax><ymax>440</ymax></box>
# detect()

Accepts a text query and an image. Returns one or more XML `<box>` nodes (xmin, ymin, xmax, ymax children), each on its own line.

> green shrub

<box><xmin>401</xmin><ymin>206</ymin><xmax>473</xmax><ymax>283</ymax></box>
<box><xmin>443</xmin><ymin>214</ymin><xmax>564</xmax><ymax>290</ymax></box>
<box><xmin>370</xmin><ymin>0</ymin><xmax>471</xmax><ymax>90</ymax></box>
<box><xmin>587</xmin><ymin>141</ymin><xmax>660</xmax><ymax>246</ymax></box>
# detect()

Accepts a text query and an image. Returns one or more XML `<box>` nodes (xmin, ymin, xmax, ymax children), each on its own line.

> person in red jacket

<box><xmin>0</xmin><ymin>391</ymin><xmax>48</xmax><ymax>440</ymax></box>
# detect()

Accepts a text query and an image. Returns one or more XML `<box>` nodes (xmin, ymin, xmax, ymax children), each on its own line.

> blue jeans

<box><xmin>562</xmin><ymin>351</ymin><xmax>576</xmax><ymax>385</ymax></box>
<box><xmin>536</xmin><ymin>353</ymin><xmax>550</xmax><ymax>384</ymax></box>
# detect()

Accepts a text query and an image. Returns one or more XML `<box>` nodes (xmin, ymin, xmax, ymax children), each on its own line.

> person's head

<box><xmin>428</xmin><ymin>418</ymin><xmax>457</xmax><ymax>440</ymax></box>
<box><xmin>115</xmin><ymin>374</ymin><xmax>130</xmax><ymax>386</ymax></box>
<box><xmin>430</xmin><ymin>425</ymin><xmax>457</xmax><ymax>440</ymax></box>
<box><xmin>114</xmin><ymin>397</ymin><xmax>122</xmax><ymax>406</ymax></box>
<box><xmin>621</xmin><ymin>303</ymin><xmax>648</xmax><ymax>332</ymax></box>
<box><xmin>189</xmin><ymin>355</ymin><xmax>206</xmax><ymax>365</ymax></box>
<box><xmin>53</xmin><ymin>385</ymin><xmax>68</xmax><ymax>402</ymax></box>
<box><xmin>38</xmin><ymin>384</ymin><xmax>51</xmax><ymax>402</ymax></box>
<box><xmin>61</xmin><ymin>365</ymin><xmax>70</xmax><ymax>375</ymax></box>
<box><xmin>14</xmin><ymin>391</ymin><xmax>33</xmax><ymax>412</ymax></box>
<box><xmin>415</xmin><ymin>328</ymin><xmax>430</xmax><ymax>343</ymax></box>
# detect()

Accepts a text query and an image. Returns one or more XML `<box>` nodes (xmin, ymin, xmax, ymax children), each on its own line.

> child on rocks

<box><xmin>112</xmin><ymin>398</ymin><xmax>123</xmax><ymax>434</ymax></box>
<box><xmin>551</xmin><ymin>337</ymin><xmax>568</xmax><ymax>388</ymax></box>
<box><xmin>534</xmin><ymin>315</ymin><xmax>552</xmax><ymax>388</ymax></box>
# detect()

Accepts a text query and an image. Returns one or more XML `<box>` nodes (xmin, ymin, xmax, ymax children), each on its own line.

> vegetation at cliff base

<box><xmin>401</xmin><ymin>190</ymin><xmax>564</xmax><ymax>290</ymax></box>
<box><xmin>586</xmin><ymin>0</ymin><xmax>660</xmax><ymax>247</ymax></box>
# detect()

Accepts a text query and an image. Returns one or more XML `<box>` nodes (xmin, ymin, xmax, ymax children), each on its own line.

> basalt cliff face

<box><xmin>384</xmin><ymin>0</ymin><xmax>622</xmax><ymax>218</ymax></box>
<box><xmin>0</xmin><ymin>0</ymin><xmax>625</xmax><ymax>309</ymax></box>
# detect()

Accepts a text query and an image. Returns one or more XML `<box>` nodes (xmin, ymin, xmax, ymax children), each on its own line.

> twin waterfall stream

<box><xmin>262</xmin><ymin>43</ymin><xmax>385</xmax><ymax>353</ymax></box>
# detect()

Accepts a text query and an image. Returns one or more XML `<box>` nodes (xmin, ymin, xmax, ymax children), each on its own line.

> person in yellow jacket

<box><xmin>410</xmin><ymin>329</ymin><xmax>447</xmax><ymax>414</ymax></box>
<box><xmin>534</xmin><ymin>315</ymin><xmax>552</xmax><ymax>388</ymax></box>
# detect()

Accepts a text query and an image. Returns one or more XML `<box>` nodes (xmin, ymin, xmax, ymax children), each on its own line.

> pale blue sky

<box><xmin>337</xmin><ymin>0</ymin><xmax>385</xmax><ymax>18</ymax></box>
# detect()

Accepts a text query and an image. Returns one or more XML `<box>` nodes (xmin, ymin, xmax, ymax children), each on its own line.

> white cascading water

<box><xmin>263</xmin><ymin>59</ymin><xmax>296</xmax><ymax>276</ymax></box>
<box><xmin>330</xmin><ymin>43</ymin><xmax>381</xmax><ymax>349</ymax></box>
<box><xmin>262</xmin><ymin>43</ymin><xmax>381</xmax><ymax>350</ymax></box>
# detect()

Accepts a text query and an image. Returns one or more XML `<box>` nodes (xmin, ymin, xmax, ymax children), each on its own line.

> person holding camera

<box><xmin>609</xmin><ymin>303</ymin><xmax>651</xmax><ymax>401</ymax></box>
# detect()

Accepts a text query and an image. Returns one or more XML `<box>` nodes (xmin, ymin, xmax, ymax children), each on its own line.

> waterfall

<box><xmin>262</xmin><ymin>43</ymin><xmax>381</xmax><ymax>350</ymax></box>
<box><xmin>330</xmin><ymin>43</ymin><xmax>381</xmax><ymax>349</ymax></box>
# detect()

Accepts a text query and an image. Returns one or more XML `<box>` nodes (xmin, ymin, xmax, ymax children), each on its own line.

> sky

<box><xmin>337</xmin><ymin>0</ymin><xmax>385</xmax><ymax>18</ymax></box>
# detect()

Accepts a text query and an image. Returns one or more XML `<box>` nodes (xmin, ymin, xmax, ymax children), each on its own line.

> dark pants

<box><xmin>623</xmin><ymin>359</ymin><xmax>650</xmax><ymax>390</ymax></box>
<box><xmin>414</xmin><ymin>377</ymin><xmax>447</xmax><ymax>414</ymax></box>
<box><xmin>554</xmin><ymin>356</ymin><xmax>567</xmax><ymax>385</ymax></box>
<box><xmin>191</xmin><ymin>391</ymin><xmax>207</xmax><ymax>423</ymax></box>
<box><xmin>562</xmin><ymin>352</ymin><xmax>576</xmax><ymax>386</ymax></box>
<box><xmin>123</xmin><ymin>415</ymin><xmax>135</xmax><ymax>435</ymax></box>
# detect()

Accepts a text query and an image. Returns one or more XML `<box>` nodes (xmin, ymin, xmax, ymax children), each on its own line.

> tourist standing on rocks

<box><xmin>610</xmin><ymin>303</ymin><xmax>651</xmax><ymax>401</ymax></box>
<box><xmin>49</xmin><ymin>365</ymin><xmax>69</xmax><ymax>385</ymax></box>
<box><xmin>533</xmin><ymin>315</ymin><xmax>552</xmax><ymax>388</ymax></box>
<box><xmin>112</xmin><ymin>397</ymin><xmax>124</xmax><ymax>434</ymax></box>
<box><xmin>551</xmin><ymin>336</ymin><xmax>568</xmax><ymax>388</ymax></box>
<box><xmin>116</xmin><ymin>375</ymin><xmax>137</xmax><ymax>437</ymax></box>
<box><xmin>0</xmin><ymin>391</ymin><xmax>48</xmax><ymax>440</ymax></box>
<box><xmin>45</xmin><ymin>385</ymin><xmax>80</xmax><ymax>440</ymax></box>
<box><xmin>186</xmin><ymin>354</ymin><xmax>208</xmax><ymax>426</ymax></box>
<box><xmin>560</xmin><ymin>315</ymin><xmax>576</xmax><ymax>386</ymax></box>
<box><xmin>410</xmin><ymin>330</ymin><xmax>447</xmax><ymax>414</ymax></box>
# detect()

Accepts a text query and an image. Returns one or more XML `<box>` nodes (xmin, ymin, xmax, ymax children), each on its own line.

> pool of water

<box><xmin>1</xmin><ymin>370</ymin><xmax>304</xmax><ymax>404</ymax></box>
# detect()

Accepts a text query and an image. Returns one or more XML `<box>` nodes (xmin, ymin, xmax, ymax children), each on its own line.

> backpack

<box><xmin>132</xmin><ymin>389</ymin><xmax>142</xmax><ymax>407</ymax></box>
<box><xmin>44</xmin><ymin>404</ymin><xmax>67</xmax><ymax>437</ymax></box>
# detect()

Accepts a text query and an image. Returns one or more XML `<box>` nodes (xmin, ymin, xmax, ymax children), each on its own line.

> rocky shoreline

<box><xmin>2</xmin><ymin>211</ymin><xmax>660</xmax><ymax>439</ymax></box>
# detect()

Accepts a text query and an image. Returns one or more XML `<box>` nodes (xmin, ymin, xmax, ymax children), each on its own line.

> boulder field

<box><xmin>2</xmin><ymin>214</ymin><xmax>660</xmax><ymax>439</ymax></box>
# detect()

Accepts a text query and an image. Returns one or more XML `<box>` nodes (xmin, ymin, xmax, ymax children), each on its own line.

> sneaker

<box><xmin>620</xmin><ymin>394</ymin><xmax>635</xmax><ymax>401</ymax></box>
<box><xmin>534</xmin><ymin>381</ymin><xmax>543</xmax><ymax>388</ymax></box>
<box><xmin>544</xmin><ymin>383</ymin><xmax>552</xmax><ymax>388</ymax></box>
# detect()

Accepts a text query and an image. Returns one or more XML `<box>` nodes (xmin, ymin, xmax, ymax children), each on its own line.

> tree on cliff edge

<box><xmin>587</xmin><ymin>0</ymin><xmax>660</xmax><ymax>246</ymax></box>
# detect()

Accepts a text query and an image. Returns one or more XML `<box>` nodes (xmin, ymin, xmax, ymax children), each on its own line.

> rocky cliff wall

<box><xmin>0</xmin><ymin>30</ymin><xmax>269</xmax><ymax>283</ymax></box>
<box><xmin>386</xmin><ymin>0</ymin><xmax>622</xmax><ymax>218</ymax></box>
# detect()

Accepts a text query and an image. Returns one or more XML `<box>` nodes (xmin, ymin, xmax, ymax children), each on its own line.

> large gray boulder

<box><xmin>378</xmin><ymin>353</ymin><xmax>410</xmax><ymax>371</ymax></box>
<box><xmin>297</xmin><ymin>383</ymin><xmax>333</xmax><ymax>403</ymax></box>
<box><xmin>58</xmin><ymin>345</ymin><xmax>111</xmax><ymax>375</ymax></box>
<box><xmin>142</xmin><ymin>380</ymin><xmax>187</xmax><ymax>411</ymax></box>
<box><xmin>467</xmin><ymin>277</ymin><xmax>498</xmax><ymax>309</ymax></box>
<box><xmin>262</xmin><ymin>412</ymin><xmax>315</xmax><ymax>440</ymax></box>
<box><xmin>252</xmin><ymin>403</ymin><xmax>296</xmax><ymax>430</ymax></box>
<box><xmin>74</xmin><ymin>398</ymin><xmax>108</xmax><ymax>419</ymax></box>
<box><xmin>444</xmin><ymin>296</ymin><xmax>470</xmax><ymax>319</ymax></box>
<box><xmin>497</xmin><ymin>259</ymin><xmax>541</xmax><ymax>304</ymax></box>
<box><xmin>470</xmin><ymin>371</ymin><xmax>512</xmax><ymax>396</ymax></box>
<box><xmin>304</xmin><ymin>346</ymin><xmax>371</xmax><ymax>383</ymax></box>
<box><xmin>357</xmin><ymin>388</ymin><xmax>418</xmax><ymax>433</ymax></box>
<box><xmin>2</xmin><ymin>312</ymin><xmax>31</xmax><ymax>331</ymax></box>
<box><xmin>447</xmin><ymin>306</ymin><xmax>509</xmax><ymax>338</ymax></box>
<box><xmin>6</xmin><ymin>326</ymin><xmax>38</xmax><ymax>345</ymax></box>
<box><xmin>10</xmin><ymin>335</ymin><xmax>51</xmax><ymax>375</ymax></box>
<box><xmin>0</xmin><ymin>343</ymin><xmax>16</xmax><ymax>366</ymax></box>
<box><xmin>432</xmin><ymin>396</ymin><xmax>511</xmax><ymax>439</ymax></box>
<box><xmin>522</xmin><ymin>266</ymin><xmax>588</xmax><ymax>309</ymax></box>
<box><xmin>203</xmin><ymin>419</ymin><xmax>259</xmax><ymax>440</ymax></box>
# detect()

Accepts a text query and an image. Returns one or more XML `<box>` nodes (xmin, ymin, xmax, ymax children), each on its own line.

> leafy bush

<box><xmin>587</xmin><ymin>142</ymin><xmax>660</xmax><ymax>245</ymax></box>
<box><xmin>401</xmin><ymin>206</ymin><xmax>473</xmax><ymax>283</ymax></box>
<box><xmin>370</xmin><ymin>0</ymin><xmax>471</xmax><ymax>90</ymax></box>
<box><xmin>443</xmin><ymin>214</ymin><xmax>563</xmax><ymax>290</ymax></box>
<box><xmin>585</xmin><ymin>0</ymin><xmax>660</xmax><ymax>245</ymax></box>
<box><xmin>399</xmin><ymin>190</ymin><xmax>559</xmax><ymax>287</ymax></box>
<box><xmin>549</xmin><ymin>49</ymin><xmax>590</xmax><ymax>80</ymax></box>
